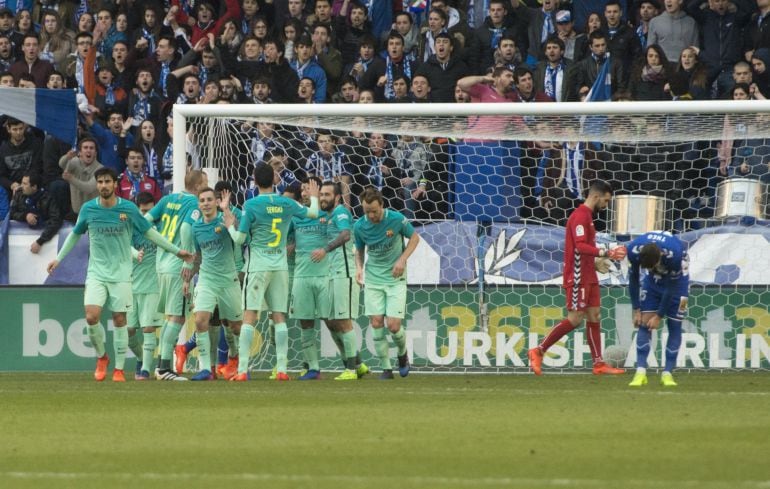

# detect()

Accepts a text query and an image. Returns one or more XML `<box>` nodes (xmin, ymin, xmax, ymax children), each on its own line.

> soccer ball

<box><xmin>604</xmin><ymin>344</ymin><xmax>628</xmax><ymax>368</ymax></box>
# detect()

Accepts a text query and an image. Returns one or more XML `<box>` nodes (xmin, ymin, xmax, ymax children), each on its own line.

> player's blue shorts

<box><xmin>640</xmin><ymin>275</ymin><xmax>689</xmax><ymax>320</ymax></box>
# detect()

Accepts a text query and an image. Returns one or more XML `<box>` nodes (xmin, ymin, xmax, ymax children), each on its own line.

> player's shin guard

<box><xmin>113</xmin><ymin>326</ymin><xmax>129</xmax><ymax>370</ymax></box>
<box><xmin>372</xmin><ymin>327</ymin><xmax>392</xmax><ymax>370</ymax></box>
<box><xmin>340</xmin><ymin>330</ymin><xmax>358</xmax><ymax>370</ymax></box>
<box><xmin>224</xmin><ymin>325</ymin><xmax>238</xmax><ymax>358</ymax></box>
<box><xmin>142</xmin><ymin>331</ymin><xmax>157</xmax><ymax>373</ymax></box>
<box><xmin>636</xmin><ymin>327</ymin><xmax>652</xmax><ymax>369</ymax></box>
<box><xmin>217</xmin><ymin>325</ymin><xmax>229</xmax><ymax>365</ymax></box>
<box><xmin>586</xmin><ymin>321</ymin><xmax>603</xmax><ymax>364</ymax></box>
<box><xmin>664</xmin><ymin>319</ymin><xmax>683</xmax><ymax>373</ymax></box>
<box><xmin>390</xmin><ymin>327</ymin><xmax>407</xmax><ymax>356</ymax></box>
<box><xmin>159</xmin><ymin>321</ymin><xmax>184</xmax><ymax>369</ymax></box>
<box><xmin>237</xmin><ymin>324</ymin><xmax>255</xmax><ymax>374</ymax></box>
<box><xmin>87</xmin><ymin>322</ymin><xmax>107</xmax><ymax>358</ymax></box>
<box><xmin>128</xmin><ymin>330</ymin><xmax>143</xmax><ymax>359</ymax></box>
<box><xmin>197</xmin><ymin>331</ymin><xmax>211</xmax><ymax>373</ymax></box>
<box><xmin>301</xmin><ymin>327</ymin><xmax>320</xmax><ymax>372</ymax></box>
<box><xmin>274</xmin><ymin>322</ymin><xmax>289</xmax><ymax>373</ymax></box>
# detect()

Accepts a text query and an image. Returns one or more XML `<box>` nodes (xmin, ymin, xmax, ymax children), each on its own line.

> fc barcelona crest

<box><xmin>215</xmin><ymin>226</ymin><xmax>222</xmax><ymax>233</ymax></box>
<box><xmin>386</xmin><ymin>229</ymin><xmax>394</xmax><ymax>237</ymax></box>
<box><xmin>119</xmin><ymin>213</ymin><xmax>127</xmax><ymax>221</ymax></box>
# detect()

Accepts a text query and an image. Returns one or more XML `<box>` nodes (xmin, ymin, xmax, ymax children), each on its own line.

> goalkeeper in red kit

<box><xmin>528</xmin><ymin>181</ymin><xmax>627</xmax><ymax>375</ymax></box>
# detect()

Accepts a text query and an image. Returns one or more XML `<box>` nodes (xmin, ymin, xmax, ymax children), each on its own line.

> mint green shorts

<box><xmin>127</xmin><ymin>292</ymin><xmax>163</xmax><ymax>329</ymax></box>
<box><xmin>363</xmin><ymin>282</ymin><xmax>407</xmax><ymax>318</ymax></box>
<box><xmin>194</xmin><ymin>277</ymin><xmax>243</xmax><ymax>321</ymax></box>
<box><xmin>290</xmin><ymin>276</ymin><xmax>331</xmax><ymax>320</ymax></box>
<box><xmin>156</xmin><ymin>272</ymin><xmax>188</xmax><ymax>316</ymax></box>
<box><xmin>243</xmin><ymin>270</ymin><xmax>289</xmax><ymax>313</ymax></box>
<box><xmin>328</xmin><ymin>276</ymin><xmax>360</xmax><ymax>320</ymax></box>
<box><xmin>84</xmin><ymin>278</ymin><xmax>132</xmax><ymax>312</ymax></box>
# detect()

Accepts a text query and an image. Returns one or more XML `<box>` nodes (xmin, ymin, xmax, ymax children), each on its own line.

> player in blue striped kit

<box><xmin>627</xmin><ymin>231</ymin><xmax>689</xmax><ymax>387</ymax></box>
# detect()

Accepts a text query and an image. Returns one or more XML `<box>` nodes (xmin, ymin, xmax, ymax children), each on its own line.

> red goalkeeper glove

<box><xmin>607</xmin><ymin>246</ymin><xmax>627</xmax><ymax>261</ymax></box>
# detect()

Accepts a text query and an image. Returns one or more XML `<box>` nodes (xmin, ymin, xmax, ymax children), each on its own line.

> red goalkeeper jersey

<box><xmin>563</xmin><ymin>204</ymin><xmax>602</xmax><ymax>287</ymax></box>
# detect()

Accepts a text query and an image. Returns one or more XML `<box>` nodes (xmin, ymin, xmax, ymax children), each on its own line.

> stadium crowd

<box><xmin>2</xmin><ymin>0</ymin><xmax>770</xmax><ymax>232</ymax></box>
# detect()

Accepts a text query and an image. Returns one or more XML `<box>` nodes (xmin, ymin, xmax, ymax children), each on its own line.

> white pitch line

<box><xmin>1</xmin><ymin>471</ymin><xmax>768</xmax><ymax>488</ymax></box>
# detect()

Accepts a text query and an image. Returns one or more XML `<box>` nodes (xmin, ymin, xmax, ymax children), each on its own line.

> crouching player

<box><xmin>627</xmin><ymin>231</ymin><xmax>689</xmax><ymax>387</ymax></box>
<box><xmin>183</xmin><ymin>187</ymin><xmax>243</xmax><ymax>380</ymax></box>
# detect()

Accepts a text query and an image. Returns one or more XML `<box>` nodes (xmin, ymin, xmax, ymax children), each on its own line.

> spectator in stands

<box><xmin>335</xmin><ymin>1</ymin><xmax>372</xmax><ymax>67</ymax></box>
<box><xmin>176</xmin><ymin>73</ymin><xmax>202</xmax><ymax>103</ymax></box>
<box><xmin>416</xmin><ymin>31</ymin><xmax>468</xmax><ymax>103</ymax></box>
<box><xmin>358</xmin><ymin>88</ymin><xmax>375</xmax><ymax>103</ymax></box>
<box><xmin>125</xmin><ymin>34</ymin><xmax>179</xmax><ymax>99</ymax></box>
<box><xmin>84</xmin><ymin>44</ymin><xmax>128</xmax><ymax>118</ymax></box>
<box><xmin>344</xmin><ymin>35</ymin><xmax>382</xmax><ymax>86</ymax></box>
<box><xmin>260</xmin><ymin>37</ymin><xmax>300</xmax><ymax>103</ymax></box>
<box><xmin>63</xmin><ymin>31</ymin><xmax>95</xmax><ymax>94</ymax></box>
<box><xmin>418</xmin><ymin>7</ymin><xmax>449</xmax><ymax>63</ymax></box>
<box><xmin>40</xmin><ymin>132</ymin><xmax>71</xmax><ymax>218</ymax></box>
<box><xmin>290</xmin><ymin>35</ymin><xmax>327</xmax><ymax>102</ymax></box>
<box><xmin>297</xmin><ymin>76</ymin><xmax>316</xmax><ymax>103</ymax></box>
<box><xmin>94</xmin><ymin>8</ymin><xmax>127</xmax><ymax>59</ymax></box>
<box><xmin>280</xmin><ymin>17</ymin><xmax>303</xmax><ymax>63</ymax></box>
<box><xmin>390</xmin><ymin>123</ymin><xmax>439</xmax><ymax>220</ymax></box>
<box><xmin>241</xmin><ymin>0</ymin><xmax>275</xmax><ymax>36</ymax></box>
<box><xmin>83</xmin><ymin>109</ymin><xmax>133</xmax><ymax>174</ymax></box>
<box><xmin>0</xmin><ymin>70</ymin><xmax>13</xmax><ymax>86</ymax></box>
<box><xmin>38</xmin><ymin>10</ymin><xmax>74</xmax><ymax>70</ymax></box>
<box><xmin>356</xmin><ymin>132</ymin><xmax>403</xmax><ymax>212</ymax></box>
<box><xmin>510</xmin><ymin>0</ymin><xmax>559</xmax><ymax>66</ymax></box>
<box><xmin>387</xmin><ymin>12</ymin><xmax>419</xmax><ymax>59</ymax></box>
<box><xmin>554</xmin><ymin>10</ymin><xmax>587</xmax><ymax>63</ymax></box>
<box><xmin>566</xmin><ymin>31</ymin><xmax>625</xmax><ymax>101</ymax></box>
<box><xmin>59</xmin><ymin>137</ymin><xmax>103</xmax><ymax>214</ymax></box>
<box><xmin>751</xmin><ymin>48</ymin><xmax>770</xmax><ymax>98</ymax></box>
<box><xmin>312</xmin><ymin>23</ymin><xmax>343</xmax><ymax>98</ymax></box>
<box><xmin>0</xmin><ymin>34</ymin><xmax>16</xmax><ymax>71</ymax></box>
<box><xmin>250</xmin><ymin>77</ymin><xmax>274</xmax><ymax>103</ymax></box>
<box><xmin>16</xmin><ymin>72</ymin><xmax>36</xmax><ymax>87</ymax></box>
<box><xmin>509</xmin><ymin>65</ymin><xmax>550</xmax><ymax>102</ymax></box>
<box><xmin>635</xmin><ymin>0</ymin><xmax>661</xmax><ymax>48</ymax></box>
<box><xmin>389</xmin><ymin>74</ymin><xmax>411</xmax><ymax>102</ymax></box>
<box><xmin>492</xmin><ymin>33</ymin><xmax>521</xmax><ymax>72</ymax></box>
<box><xmin>746</xmin><ymin>0</ymin><xmax>770</xmax><ymax>62</ymax></box>
<box><xmin>218</xmin><ymin>75</ymin><xmax>248</xmax><ymax>103</ymax></box>
<box><xmin>108</xmin><ymin>40</ymin><xmax>130</xmax><ymax>89</ymax></box>
<box><xmin>219</xmin><ymin>33</ymin><xmax>261</xmax><ymax>94</ymax></box>
<box><xmin>306</xmin><ymin>0</ymin><xmax>336</xmax><ymax>40</ymax></box>
<box><xmin>686</xmin><ymin>0</ymin><xmax>752</xmax><ymax>99</ymax></box>
<box><xmin>628</xmin><ymin>44</ymin><xmax>672</xmax><ymax>100</ymax></box>
<box><xmin>670</xmin><ymin>46</ymin><xmax>710</xmax><ymax>99</ymax></box>
<box><xmin>331</xmin><ymin>74</ymin><xmax>360</xmax><ymax>102</ymax></box>
<box><xmin>10</xmin><ymin>172</ymin><xmax>63</xmax><ymax>253</ymax></box>
<box><xmin>585</xmin><ymin>12</ymin><xmax>603</xmax><ymax>36</ymax></box>
<box><xmin>77</xmin><ymin>11</ymin><xmax>95</xmax><ymax>34</ymax></box>
<box><xmin>410</xmin><ymin>74</ymin><xmax>432</xmax><ymax>102</ymax></box>
<box><xmin>132</xmin><ymin>119</ymin><xmax>165</xmax><ymax>187</ymax></box>
<box><xmin>304</xmin><ymin>130</ymin><xmax>352</xmax><ymax>204</ymax></box>
<box><xmin>473</xmin><ymin>0</ymin><xmax>518</xmax><ymax>74</ymax></box>
<box><xmin>0</xmin><ymin>9</ymin><xmax>22</xmax><ymax>58</ymax></box>
<box><xmin>0</xmin><ymin>118</ymin><xmax>42</xmax><ymax>196</ymax></box>
<box><xmin>533</xmin><ymin>36</ymin><xmax>570</xmax><ymax>102</ymax></box>
<box><xmin>647</xmin><ymin>0</ymin><xmax>699</xmax><ymax>63</ymax></box>
<box><xmin>117</xmin><ymin>147</ymin><xmax>162</xmax><ymax>202</ymax></box>
<box><xmin>9</xmin><ymin>33</ymin><xmax>54</xmax><ymax>87</ymax></box>
<box><xmin>130</xmin><ymin>5</ymin><xmax>164</xmax><ymax>58</ymax></box>
<box><xmin>46</xmin><ymin>71</ymin><xmax>66</xmax><ymax>89</ymax></box>
<box><xmin>361</xmin><ymin>31</ymin><xmax>417</xmax><ymax>102</ymax></box>
<box><xmin>603</xmin><ymin>0</ymin><xmax>642</xmax><ymax>81</ymax></box>
<box><xmin>177</xmin><ymin>37</ymin><xmax>226</xmax><ymax>93</ymax></box>
<box><xmin>127</xmin><ymin>68</ymin><xmax>163</xmax><ymax>128</ymax></box>
<box><xmin>178</xmin><ymin>0</ymin><xmax>241</xmax><ymax>46</ymax></box>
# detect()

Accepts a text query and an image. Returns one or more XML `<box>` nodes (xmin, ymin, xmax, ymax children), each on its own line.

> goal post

<box><xmin>172</xmin><ymin>101</ymin><xmax>770</xmax><ymax>373</ymax></box>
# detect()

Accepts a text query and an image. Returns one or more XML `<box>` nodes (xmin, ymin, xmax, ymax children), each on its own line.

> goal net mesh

<box><xmin>179</xmin><ymin>106</ymin><xmax>770</xmax><ymax>374</ymax></box>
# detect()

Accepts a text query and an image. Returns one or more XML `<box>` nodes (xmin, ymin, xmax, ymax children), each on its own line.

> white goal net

<box><xmin>174</xmin><ymin>102</ymin><xmax>770</xmax><ymax>373</ymax></box>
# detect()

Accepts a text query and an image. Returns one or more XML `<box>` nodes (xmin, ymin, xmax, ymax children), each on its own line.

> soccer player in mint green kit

<box><xmin>183</xmin><ymin>188</ymin><xmax>243</xmax><ymax>381</ymax></box>
<box><xmin>128</xmin><ymin>191</ymin><xmax>165</xmax><ymax>380</ymax></box>
<box><xmin>224</xmin><ymin>164</ymin><xmax>320</xmax><ymax>381</ymax></box>
<box><xmin>47</xmin><ymin>168</ymin><xmax>193</xmax><ymax>382</ymax></box>
<box><xmin>144</xmin><ymin>170</ymin><xmax>208</xmax><ymax>381</ymax></box>
<box><xmin>290</xmin><ymin>176</ymin><xmax>330</xmax><ymax>380</ymax></box>
<box><xmin>354</xmin><ymin>187</ymin><xmax>420</xmax><ymax>379</ymax></box>
<box><xmin>318</xmin><ymin>181</ymin><xmax>369</xmax><ymax>380</ymax></box>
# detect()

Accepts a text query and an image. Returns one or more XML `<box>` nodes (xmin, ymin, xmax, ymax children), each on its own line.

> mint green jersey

<box><xmin>327</xmin><ymin>204</ymin><xmax>355</xmax><ymax>278</ymax></box>
<box><xmin>239</xmin><ymin>193</ymin><xmax>309</xmax><ymax>272</ymax></box>
<box><xmin>73</xmin><ymin>197</ymin><xmax>151</xmax><ymax>283</ymax></box>
<box><xmin>353</xmin><ymin>209</ymin><xmax>414</xmax><ymax>286</ymax></box>
<box><xmin>147</xmin><ymin>192</ymin><xmax>199</xmax><ymax>274</ymax></box>
<box><xmin>293</xmin><ymin>211</ymin><xmax>329</xmax><ymax>278</ymax></box>
<box><xmin>131</xmin><ymin>227</ymin><xmax>158</xmax><ymax>293</ymax></box>
<box><xmin>230</xmin><ymin>205</ymin><xmax>245</xmax><ymax>273</ymax></box>
<box><xmin>192</xmin><ymin>213</ymin><xmax>238</xmax><ymax>287</ymax></box>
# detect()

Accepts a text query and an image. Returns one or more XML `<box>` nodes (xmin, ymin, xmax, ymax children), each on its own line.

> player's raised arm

<box><xmin>305</xmin><ymin>179</ymin><xmax>320</xmax><ymax>218</ymax></box>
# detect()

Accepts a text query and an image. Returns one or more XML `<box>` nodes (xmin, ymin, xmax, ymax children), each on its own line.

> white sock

<box><xmin>636</xmin><ymin>367</ymin><xmax>646</xmax><ymax>374</ymax></box>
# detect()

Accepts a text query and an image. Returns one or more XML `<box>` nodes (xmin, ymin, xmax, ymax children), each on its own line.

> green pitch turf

<box><xmin>0</xmin><ymin>372</ymin><xmax>768</xmax><ymax>489</ymax></box>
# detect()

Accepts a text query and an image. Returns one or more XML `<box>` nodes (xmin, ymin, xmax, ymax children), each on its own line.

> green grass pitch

<box><xmin>1</xmin><ymin>372</ymin><xmax>768</xmax><ymax>489</ymax></box>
